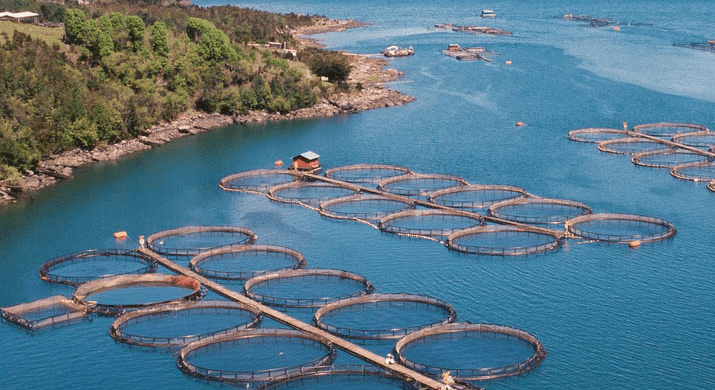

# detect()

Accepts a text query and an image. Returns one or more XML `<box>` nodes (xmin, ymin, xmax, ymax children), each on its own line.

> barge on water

<box><xmin>435</xmin><ymin>23</ymin><xmax>511</xmax><ymax>36</ymax></box>
<box><xmin>443</xmin><ymin>44</ymin><xmax>495</xmax><ymax>62</ymax></box>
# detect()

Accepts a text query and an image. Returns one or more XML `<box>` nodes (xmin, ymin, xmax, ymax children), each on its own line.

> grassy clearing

<box><xmin>0</xmin><ymin>21</ymin><xmax>65</xmax><ymax>46</ymax></box>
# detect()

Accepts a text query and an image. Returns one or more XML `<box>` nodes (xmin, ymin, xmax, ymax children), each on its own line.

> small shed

<box><xmin>291</xmin><ymin>151</ymin><xmax>320</xmax><ymax>171</ymax></box>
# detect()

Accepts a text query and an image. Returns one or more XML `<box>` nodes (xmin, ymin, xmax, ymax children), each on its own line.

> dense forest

<box><xmin>0</xmin><ymin>0</ymin><xmax>353</xmax><ymax>184</ymax></box>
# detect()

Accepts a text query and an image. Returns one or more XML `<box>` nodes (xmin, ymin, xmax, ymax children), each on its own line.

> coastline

<box><xmin>0</xmin><ymin>18</ymin><xmax>414</xmax><ymax>204</ymax></box>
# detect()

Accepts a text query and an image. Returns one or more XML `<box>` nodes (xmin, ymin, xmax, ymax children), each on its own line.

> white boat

<box><xmin>481</xmin><ymin>9</ymin><xmax>496</xmax><ymax>17</ymax></box>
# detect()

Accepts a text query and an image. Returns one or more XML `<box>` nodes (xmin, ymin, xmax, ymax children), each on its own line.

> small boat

<box><xmin>480</xmin><ymin>9</ymin><xmax>496</xmax><ymax>17</ymax></box>
<box><xmin>383</xmin><ymin>45</ymin><xmax>414</xmax><ymax>57</ymax></box>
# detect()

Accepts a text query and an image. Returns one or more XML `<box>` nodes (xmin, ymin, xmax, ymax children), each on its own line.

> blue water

<box><xmin>2</xmin><ymin>0</ymin><xmax>715</xmax><ymax>388</ymax></box>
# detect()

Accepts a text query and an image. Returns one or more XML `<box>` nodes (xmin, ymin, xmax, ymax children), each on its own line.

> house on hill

<box><xmin>0</xmin><ymin>12</ymin><xmax>39</xmax><ymax>24</ymax></box>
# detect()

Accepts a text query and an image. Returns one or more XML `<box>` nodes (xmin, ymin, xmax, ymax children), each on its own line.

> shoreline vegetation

<box><xmin>0</xmin><ymin>10</ymin><xmax>413</xmax><ymax>204</ymax></box>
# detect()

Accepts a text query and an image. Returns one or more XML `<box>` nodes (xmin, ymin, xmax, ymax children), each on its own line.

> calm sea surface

<box><xmin>2</xmin><ymin>1</ymin><xmax>714</xmax><ymax>388</ymax></box>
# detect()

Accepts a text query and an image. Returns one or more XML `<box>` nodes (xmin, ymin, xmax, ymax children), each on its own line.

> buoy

<box><xmin>505</xmin><ymin>60</ymin><xmax>512</xmax><ymax>65</ymax></box>
<box><xmin>113</xmin><ymin>231</ymin><xmax>128</xmax><ymax>240</ymax></box>
<box><xmin>516</xmin><ymin>121</ymin><xmax>526</xmax><ymax>127</ymax></box>
<box><xmin>629</xmin><ymin>240</ymin><xmax>641</xmax><ymax>248</ymax></box>
<box><xmin>274</xmin><ymin>159</ymin><xmax>284</xmax><ymax>167</ymax></box>
<box><xmin>613</xmin><ymin>26</ymin><xmax>620</xmax><ymax>31</ymax></box>
<box><xmin>708</xmin><ymin>40</ymin><xmax>714</xmax><ymax>45</ymax></box>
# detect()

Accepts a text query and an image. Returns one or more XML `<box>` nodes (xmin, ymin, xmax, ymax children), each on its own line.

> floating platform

<box><xmin>436</xmin><ymin>23</ymin><xmax>511</xmax><ymax>35</ymax></box>
<box><xmin>443</xmin><ymin>44</ymin><xmax>495</xmax><ymax>62</ymax></box>
<box><xmin>383</xmin><ymin>45</ymin><xmax>414</xmax><ymax>57</ymax></box>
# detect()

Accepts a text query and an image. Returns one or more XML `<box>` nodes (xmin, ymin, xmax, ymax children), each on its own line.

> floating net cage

<box><xmin>428</xmin><ymin>184</ymin><xmax>529</xmax><ymax>210</ymax></box>
<box><xmin>268</xmin><ymin>181</ymin><xmax>358</xmax><ymax>208</ymax></box>
<box><xmin>632</xmin><ymin>122</ymin><xmax>708</xmax><ymax>138</ymax></box>
<box><xmin>109</xmin><ymin>300</ymin><xmax>262</xmax><ymax>348</ymax></box>
<box><xmin>567</xmin><ymin>128</ymin><xmax>627</xmax><ymax>143</ymax></box>
<box><xmin>313</xmin><ymin>293</ymin><xmax>457</xmax><ymax>340</ymax></box>
<box><xmin>566</xmin><ymin>213</ymin><xmax>676</xmax><ymax>243</ymax></box>
<box><xmin>671</xmin><ymin>131</ymin><xmax>715</xmax><ymax>149</ymax></box>
<box><xmin>176</xmin><ymin>328</ymin><xmax>336</xmax><ymax>385</ymax></box>
<box><xmin>244</xmin><ymin>269</ymin><xmax>375</xmax><ymax>309</ymax></box>
<box><xmin>38</xmin><ymin>249</ymin><xmax>157</xmax><ymax>286</ymax></box>
<box><xmin>324</xmin><ymin>164</ymin><xmax>412</xmax><ymax>187</ymax></box>
<box><xmin>72</xmin><ymin>274</ymin><xmax>205</xmax><ymax>316</ymax></box>
<box><xmin>1</xmin><ymin>295</ymin><xmax>88</xmax><ymax>330</ymax></box>
<box><xmin>378</xmin><ymin>209</ymin><xmax>484</xmax><ymax>240</ymax></box>
<box><xmin>319</xmin><ymin>194</ymin><xmax>415</xmax><ymax>224</ymax></box>
<box><xmin>146</xmin><ymin>226</ymin><xmax>257</xmax><ymax>258</ymax></box>
<box><xmin>632</xmin><ymin>149</ymin><xmax>710</xmax><ymax>168</ymax></box>
<box><xmin>670</xmin><ymin>161</ymin><xmax>715</xmax><ymax>182</ymax></box>
<box><xmin>488</xmin><ymin>197</ymin><xmax>591</xmax><ymax>225</ymax></box>
<box><xmin>394</xmin><ymin>322</ymin><xmax>546</xmax><ymax>381</ymax></box>
<box><xmin>189</xmin><ymin>245</ymin><xmax>307</xmax><ymax>282</ymax></box>
<box><xmin>377</xmin><ymin>173</ymin><xmax>469</xmax><ymax>197</ymax></box>
<box><xmin>446</xmin><ymin>225</ymin><xmax>561</xmax><ymax>256</ymax></box>
<box><xmin>219</xmin><ymin>169</ymin><xmax>301</xmax><ymax>194</ymax></box>
<box><xmin>255</xmin><ymin>365</ymin><xmax>424</xmax><ymax>390</ymax></box>
<box><xmin>597</xmin><ymin>137</ymin><xmax>670</xmax><ymax>155</ymax></box>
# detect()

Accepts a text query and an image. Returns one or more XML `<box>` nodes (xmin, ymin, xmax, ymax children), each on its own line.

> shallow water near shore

<box><xmin>2</xmin><ymin>0</ymin><xmax>715</xmax><ymax>389</ymax></box>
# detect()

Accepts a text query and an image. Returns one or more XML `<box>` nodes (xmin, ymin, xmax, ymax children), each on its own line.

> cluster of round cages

<box><xmin>189</xmin><ymin>244</ymin><xmax>307</xmax><ymax>283</ymax></box>
<box><xmin>428</xmin><ymin>184</ymin><xmax>530</xmax><ymax>212</ymax></box>
<box><xmin>244</xmin><ymin>269</ymin><xmax>375</xmax><ymax>309</ymax></box>
<box><xmin>378</xmin><ymin>209</ymin><xmax>485</xmax><ymax>241</ymax></box>
<box><xmin>324</xmin><ymin>164</ymin><xmax>412</xmax><ymax>188</ymax></box>
<box><xmin>566</xmin><ymin>213</ymin><xmax>677</xmax><ymax>244</ymax></box>
<box><xmin>393</xmin><ymin>322</ymin><xmax>546</xmax><ymax>382</ymax></box>
<box><xmin>313</xmin><ymin>293</ymin><xmax>457</xmax><ymax>341</ymax></box>
<box><xmin>146</xmin><ymin>226</ymin><xmax>257</xmax><ymax>258</ymax></box>
<box><xmin>38</xmin><ymin>249</ymin><xmax>158</xmax><ymax>286</ymax></box>
<box><xmin>377</xmin><ymin>173</ymin><xmax>471</xmax><ymax>198</ymax></box>
<box><xmin>176</xmin><ymin>328</ymin><xmax>337</xmax><ymax>386</ymax></box>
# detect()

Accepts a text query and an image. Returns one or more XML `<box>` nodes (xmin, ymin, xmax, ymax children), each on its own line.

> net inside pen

<box><xmin>632</xmin><ymin>122</ymin><xmax>708</xmax><ymax>138</ymax></box>
<box><xmin>597</xmin><ymin>137</ymin><xmax>670</xmax><ymax>155</ymax></box>
<box><xmin>567</xmin><ymin>128</ymin><xmax>627</xmax><ymax>143</ymax></box>
<box><xmin>146</xmin><ymin>226</ymin><xmax>257</xmax><ymax>258</ymax></box>
<box><xmin>567</xmin><ymin>213</ymin><xmax>676</xmax><ymax>243</ymax></box>
<box><xmin>377</xmin><ymin>173</ymin><xmax>469</xmax><ymax>197</ymax></box>
<box><xmin>319</xmin><ymin>194</ymin><xmax>415</xmax><ymax>223</ymax></box>
<box><xmin>428</xmin><ymin>184</ymin><xmax>528</xmax><ymax>210</ymax></box>
<box><xmin>324</xmin><ymin>164</ymin><xmax>412</xmax><ymax>186</ymax></box>
<box><xmin>489</xmin><ymin>197</ymin><xmax>591</xmax><ymax>225</ymax></box>
<box><xmin>190</xmin><ymin>245</ymin><xmax>307</xmax><ymax>282</ymax></box>
<box><xmin>109</xmin><ymin>300</ymin><xmax>262</xmax><ymax>348</ymax></box>
<box><xmin>632</xmin><ymin>149</ymin><xmax>710</xmax><ymax>168</ymax></box>
<box><xmin>38</xmin><ymin>249</ymin><xmax>157</xmax><ymax>286</ymax></box>
<box><xmin>313</xmin><ymin>293</ymin><xmax>457</xmax><ymax>340</ymax></box>
<box><xmin>446</xmin><ymin>225</ymin><xmax>561</xmax><ymax>256</ymax></box>
<box><xmin>244</xmin><ymin>269</ymin><xmax>375</xmax><ymax>308</ymax></box>
<box><xmin>268</xmin><ymin>181</ymin><xmax>358</xmax><ymax>208</ymax></box>
<box><xmin>378</xmin><ymin>209</ymin><xmax>484</xmax><ymax>240</ymax></box>
<box><xmin>219</xmin><ymin>169</ymin><xmax>301</xmax><ymax>194</ymax></box>
<box><xmin>670</xmin><ymin>161</ymin><xmax>715</xmax><ymax>182</ymax></box>
<box><xmin>394</xmin><ymin>322</ymin><xmax>546</xmax><ymax>381</ymax></box>
<box><xmin>255</xmin><ymin>365</ymin><xmax>423</xmax><ymax>390</ymax></box>
<box><xmin>176</xmin><ymin>328</ymin><xmax>336</xmax><ymax>384</ymax></box>
<box><xmin>671</xmin><ymin>131</ymin><xmax>715</xmax><ymax>149</ymax></box>
<box><xmin>1</xmin><ymin>295</ymin><xmax>88</xmax><ymax>330</ymax></box>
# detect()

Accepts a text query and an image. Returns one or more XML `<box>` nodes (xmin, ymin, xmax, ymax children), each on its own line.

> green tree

<box><xmin>64</xmin><ymin>9</ymin><xmax>88</xmax><ymax>45</ymax></box>
<box><xmin>150</xmin><ymin>21</ymin><xmax>169</xmax><ymax>57</ymax></box>
<box><xmin>125</xmin><ymin>15</ymin><xmax>145</xmax><ymax>51</ymax></box>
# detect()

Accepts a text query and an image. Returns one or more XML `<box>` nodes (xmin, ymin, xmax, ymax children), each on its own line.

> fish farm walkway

<box><xmin>136</xmin><ymin>247</ymin><xmax>449</xmax><ymax>390</ymax></box>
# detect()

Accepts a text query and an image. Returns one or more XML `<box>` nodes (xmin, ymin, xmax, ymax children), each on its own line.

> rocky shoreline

<box><xmin>0</xmin><ymin>19</ymin><xmax>413</xmax><ymax>204</ymax></box>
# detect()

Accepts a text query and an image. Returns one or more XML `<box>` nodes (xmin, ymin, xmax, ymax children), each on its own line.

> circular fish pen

<box><xmin>378</xmin><ymin>209</ymin><xmax>484</xmax><ymax>240</ymax></box>
<box><xmin>670</xmin><ymin>161</ymin><xmax>715</xmax><ymax>182</ymax></box>
<box><xmin>489</xmin><ymin>197</ymin><xmax>591</xmax><ymax>225</ymax></box>
<box><xmin>189</xmin><ymin>245</ymin><xmax>307</xmax><ymax>282</ymax></box>
<box><xmin>313</xmin><ymin>293</ymin><xmax>457</xmax><ymax>340</ymax></box>
<box><xmin>146</xmin><ymin>226</ymin><xmax>257</xmax><ymax>258</ymax></box>
<box><xmin>319</xmin><ymin>194</ymin><xmax>415</xmax><ymax>224</ymax></box>
<box><xmin>671</xmin><ymin>131</ymin><xmax>715</xmax><ymax>149</ymax></box>
<box><xmin>176</xmin><ymin>328</ymin><xmax>336</xmax><ymax>385</ymax></box>
<box><xmin>244</xmin><ymin>269</ymin><xmax>375</xmax><ymax>309</ymax></box>
<box><xmin>268</xmin><ymin>181</ymin><xmax>358</xmax><ymax>208</ymax></box>
<box><xmin>72</xmin><ymin>274</ymin><xmax>205</xmax><ymax>316</ymax></box>
<box><xmin>377</xmin><ymin>173</ymin><xmax>469</xmax><ymax>197</ymax></box>
<box><xmin>38</xmin><ymin>249</ymin><xmax>157</xmax><ymax>286</ymax></box>
<box><xmin>632</xmin><ymin>149</ymin><xmax>710</xmax><ymax>168</ymax></box>
<box><xmin>394</xmin><ymin>322</ymin><xmax>546</xmax><ymax>381</ymax></box>
<box><xmin>324</xmin><ymin>164</ymin><xmax>412</xmax><ymax>186</ymax></box>
<box><xmin>567</xmin><ymin>128</ymin><xmax>627</xmax><ymax>143</ymax></box>
<box><xmin>428</xmin><ymin>184</ymin><xmax>529</xmax><ymax>210</ymax></box>
<box><xmin>109</xmin><ymin>300</ymin><xmax>262</xmax><ymax>348</ymax></box>
<box><xmin>597</xmin><ymin>137</ymin><xmax>670</xmax><ymax>155</ymax></box>
<box><xmin>446</xmin><ymin>225</ymin><xmax>561</xmax><ymax>256</ymax></box>
<box><xmin>566</xmin><ymin>213</ymin><xmax>676</xmax><ymax>243</ymax></box>
<box><xmin>219</xmin><ymin>169</ymin><xmax>301</xmax><ymax>194</ymax></box>
<box><xmin>255</xmin><ymin>365</ymin><xmax>423</xmax><ymax>390</ymax></box>
<box><xmin>632</xmin><ymin>122</ymin><xmax>708</xmax><ymax>138</ymax></box>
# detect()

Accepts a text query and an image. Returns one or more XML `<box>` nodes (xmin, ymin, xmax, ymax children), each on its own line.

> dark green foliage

<box><xmin>300</xmin><ymin>47</ymin><xmax>352</xmax><ymax>82</ymax></box>
<box><xmin>150</xmin><ymin>21</ymin><xmax>169</xmax><ymax>57</ymax></box>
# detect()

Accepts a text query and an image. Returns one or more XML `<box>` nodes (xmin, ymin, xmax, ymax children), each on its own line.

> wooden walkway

<box><xmin>136</xmin><ymin>247</ymin><xmax>448</xmax><ymax>390</ymax></box>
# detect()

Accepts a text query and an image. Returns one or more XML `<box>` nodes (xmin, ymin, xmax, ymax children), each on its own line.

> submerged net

<box><xmin>109</xmin><ymin>300</ymin><xmax>262</xmax><ymax>348</ymax></box>
<box><xmin>567</xmin><ymin>128</ymin><xmax>627</xmax><ymax>143</ymax></box>
<box><xmin>313</xmin><ymin>293</ymin><xmax>457</xmax><ymax>340</ymax></box>
<box><xmin>189</xmin><ymin>245</ymin><xmax>307</xmax><ymax>282</ymax></box>
<box><xmin>319</xmin><ymin>194</ymin><xmax>415</xmax><ymax>223</ymax></box>
<box><xmin>632</xmin><ymin>149</ymin><xmax>710</xmax><ymax>168</ymax></box>
<box><xmin>38</xmin><ymin>249</ymin><xmax>157</xmax><ymax>286</ymax></box>
<box><xmin>670</xmin><ymin>161</ymin><xmax>715</xmax><ymax>182</ymax></box>
<box><xmin>324</xmin><ymin>164</ymin><xmax>411</xmax><ymax>186</ymax></box>
<box><xmin>428</xmin><ymin>184</ymin><xmax>528</xmax><ymax>210</ymax></box>
<box><xmin>256</xmin><ymin>365</ymin><xmax>423</xmax><ymax>390</ymax></box>
<box><xmin>379</xmin><ymin>209</ymin><xmax>484</xmax><ymax>240</ymax></box>
<box><xmin>446</xmin><ymin>225</ymin><xmax>561</xmax><ymax>256</ymax></box>
<box><xmin>1</xmin><ymin>295</ymin><xmax>88</xmax><ymax>330</ymax></box>
<box><xmin>146</xmin><ymin>226</ymin><xmax>257</xmax><ymax>258</ymax></box>
<box><xmin>632</xmin><ymin>122</ymin><xmax>708</xmax><ymax>138</ymax></box>
<box><xmin>377</xmin><ymin>173</ymin><xmax>469</xmax><ymax>197</ymax></box>
<box><xmin>489</xmin><ymin>197</ymin><xmax>591</xmax><ymax>225</ymax></box>
<box><xmin>567</xmin><ymin>213</ymin><xmax>676</xmax><ymax>243</ymax></box>
<box><xmin>219</xmin><ymin>169</ymin><xmax>301</xmax><ymax>194</ymax></box>
<box><xmin>244</xmin><ymin>269</ymin><xmax>375</xmax><ymax>308</ymax></box>
<box><xmin>268</xmin><ymin>181</ymin><xmax>358</xmax><ymax>208</ymax></box>
<box><xmin>394</xmin><ymin>322</ymin><xmax>546</xmax><ymax>381</ymax></box>
<box><xmin>671</xmin><ymin>131</ymin><xmax>715</xmax><ymax>149</ymax></box>
<box><xmin>176</xmin><ymin>328</ymin><xmax>336</xmax><ymax>384</ymax></box>
<box><xmin>597</xmin><ymin>137</ymin><xmax>670</xmax><ymax>155</ymax></box>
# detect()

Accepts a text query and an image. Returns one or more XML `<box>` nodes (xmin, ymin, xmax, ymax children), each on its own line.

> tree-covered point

<box><xmin>0</xmin><ymin>2</ymin><xmax>356</xmax><ymax>183</ymax></box>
